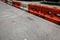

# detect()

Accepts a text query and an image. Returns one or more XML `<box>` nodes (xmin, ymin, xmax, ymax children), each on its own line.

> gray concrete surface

<box><xmin>0</xmin><ymin>1</ymin><xmax>60</xmax><ymax>40</ymax></box>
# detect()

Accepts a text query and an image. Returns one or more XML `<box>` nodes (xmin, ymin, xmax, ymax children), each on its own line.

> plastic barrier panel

<box><xmin>4</xmin><ymin>0</ymin><xmax>8</xmax><ymax>3</ymax></box>
<box><xmin>12</xmin><ymin>1</ymin><xmax>21</xmax><ymax>8</ymax></box>
<box><xmin>28</xmin><ymin>4</ymin><xmax>60</xmax><ymax>25</ymax></box>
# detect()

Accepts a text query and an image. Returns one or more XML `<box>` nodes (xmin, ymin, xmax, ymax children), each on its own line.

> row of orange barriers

<box><xmin>3</xmin><ymin>0</ymin><xmax>60</xmax><ymax>25</ymax></box>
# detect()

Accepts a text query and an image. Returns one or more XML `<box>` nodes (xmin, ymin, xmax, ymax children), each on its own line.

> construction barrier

<box><xmin>28</xmin><ymin>4</ymin><xmax>60</xmax><ymax>24</ymax></box>
<box><xmin>4</xmin><ymin>0</ymin><xmax>8</xmax><ymax>3</ymax></box>
<box><xmin>1</xmin><ymin>0</ymin><xmax>60</xmax><ymax>25</ymax></box>
<box><xmin>12</xmin><ymin>1</ymin><xmax>21</xmax><ymax>8</ymax></box>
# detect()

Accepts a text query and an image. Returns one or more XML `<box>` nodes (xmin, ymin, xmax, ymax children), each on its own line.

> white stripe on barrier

<box><xmin>20</xmin><ymin>3</ymin><xmax>28</xmax><ymax>11</ymax></box>
<box><xmin>7</xmin><ymin>1</ymin><xmax>12</xmax><ymax>5</ymax></box>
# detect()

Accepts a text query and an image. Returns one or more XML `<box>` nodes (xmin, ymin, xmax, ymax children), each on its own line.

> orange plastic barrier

<box><xmin>4</xmin><ymin>0</ymin><xmax>8</xmax><ymax>3</ymax></box>
<box><xmin>12</xmin><ymin>1</ymin><xmax>21</xmax><ymax>8</ymax></box>
<box><xmin>28</xmin><ymin>4</ymin><xmax>60</xmax><ymax>25</ymax></box>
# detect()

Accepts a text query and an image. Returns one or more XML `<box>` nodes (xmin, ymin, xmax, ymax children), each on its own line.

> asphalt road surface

<box><xmin>0</xmin><ymin>1</ymin><xmax>60</xmax><ymax>40</ymax></box>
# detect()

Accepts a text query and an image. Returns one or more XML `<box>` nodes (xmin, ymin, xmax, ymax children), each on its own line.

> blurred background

<box><xmin>17</xmin><ymin>0</ymin><xmax>60</xmax><ymax>2</ymax></box>
<box><xmin>16</xmin><ymin>0</ymin><xmax>60</xmax><ymax>6</ymax></box>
